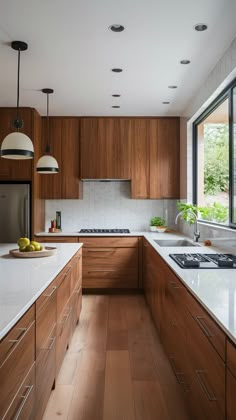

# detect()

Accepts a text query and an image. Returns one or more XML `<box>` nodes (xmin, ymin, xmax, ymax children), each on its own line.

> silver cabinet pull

<box><xmin>196</xmin><ymin>370</ymin><xmax>217</xmax><ymax>401</ymax></box>
<box><xmin>15</xmin><ymin>385</ymin><xmax>33</xmax><ymax>419</ymax></box>
<box><xmin>60</xmin><ymin>307</ymin><xmax>72</xmax><ymax>335</ymax></box>
<box><xmin>195</xmin><ymin>316</ymin><xmax>212</xmax><ymax>338</ymax></box>
<box><xmin>44</xmin><ymin>286</ymin><xmax>57</xmax><ymax>298</ymax></box>
<box><xmin>44</xmin><ymin>336</ymin><xmax>56</xmax><ymax>351</ymax></box>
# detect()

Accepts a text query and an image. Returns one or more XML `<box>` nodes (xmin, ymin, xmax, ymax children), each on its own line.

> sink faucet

<box><xmin>175</xmin><ymin>210</ymin><xmax>200</xmax><ymax>242</ymax></box>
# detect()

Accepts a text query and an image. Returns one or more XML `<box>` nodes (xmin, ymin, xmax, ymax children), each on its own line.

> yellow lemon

<box><xmin>25</xmin><ymin>244</ymin><xmax>35</xmax><ymax>252</ymax></box>
<box><xmin>30</xmin><ymin>241</ymin><xmax>41</xmax><ymax>251</ymax></box>
<box><xmin>17</xmin><ymin>237</ymin><xmax>30</xmax><ymax>249</ymax></box>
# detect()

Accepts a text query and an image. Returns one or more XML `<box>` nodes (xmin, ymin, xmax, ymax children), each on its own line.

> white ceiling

<box><xmin>0</xmin><ymin>0</ymin><xmax>235</xmax><ymax>117</ymax></box>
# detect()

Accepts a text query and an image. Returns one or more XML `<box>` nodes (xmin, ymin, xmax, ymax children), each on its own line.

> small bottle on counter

<box><xmin>56</xmin><ymin>211</ymin><xmax>62</xmax><ymax>230</ymax></box>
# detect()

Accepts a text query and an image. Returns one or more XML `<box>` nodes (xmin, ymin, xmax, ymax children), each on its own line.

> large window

<box><xmin>193</xmin><ymin>79</ymin><xmax>236</xmax><ymax>228</ymax></box>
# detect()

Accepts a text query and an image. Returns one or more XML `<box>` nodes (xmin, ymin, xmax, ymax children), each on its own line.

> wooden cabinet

<box><xmin>40</xmin><ymin>118</ymin><xmax>81</xmax><ymax>199</ymax></box>
<box><xmin>71</xmin><ymin>250</ymin><xmax>82</xmax><ymax>329</ymax></box>
<box><xmin>81</xmin><ymin>236</ymin><xmax>139</xmax><ymax>289</ymax></box>
<box><xmin>227</xmin><ymin>340</ymin><xmax>236</xmax><ymax>419</ymax></box>
<box><xmin>0</xmin><ymin>108</ymin><xmax>35</xmax><ymax>181</ymax></box>
<box><xmin>143</xmin><ymin>241</ymin><xmax>227</xmax><ymax>419</ymax></box>
<box><xmin>131</xmin><ymin>119</ymin><xmax>150</xmax><ymax>198</ymax></box>
<box><xmin>35</xmin><ymin>281</ymin><xmax>57</xmax><ymax>420</ymax></box>
<box><xmin>0</xmin><ymin>305</ymin><xmax>35</xmax><ymax>419</ymax></box>
<box><xmin>131</xmin><ymin>118</ymin><xmax>180</xmax><ymax>198</ymax></box>
<box><xmin>80</xmin><ymin>118</ymin><xmax>132</xmax><ymax>179</ymax></box>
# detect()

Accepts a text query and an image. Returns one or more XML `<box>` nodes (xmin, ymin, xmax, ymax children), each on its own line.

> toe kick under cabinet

<box><xmin>80</xmin><ymin>236</ymin><xmax>140</xmax><ymax>290</ymax></box>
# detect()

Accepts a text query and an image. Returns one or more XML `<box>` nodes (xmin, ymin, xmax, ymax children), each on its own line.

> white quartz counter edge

<box><xmin>0</xmin><ymin>243</ymin><xmax>82</xmax><ymax>340</ymax></box>
<box><xmin>143</xmin><ymin>233</ymin><xmax>236</xmax><ymax>344</ymax></box>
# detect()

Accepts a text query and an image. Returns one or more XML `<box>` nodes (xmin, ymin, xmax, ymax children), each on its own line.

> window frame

<box><xmin>192</xmin><ymin>78</ymin><xmax>236</xmax><ymax>229</ymax></box>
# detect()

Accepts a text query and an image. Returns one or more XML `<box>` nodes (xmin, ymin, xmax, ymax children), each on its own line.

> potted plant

<box><xmin>150</xmin><ymin>216</ymin><xmax>167</xmax><ymax>232</ymax></box>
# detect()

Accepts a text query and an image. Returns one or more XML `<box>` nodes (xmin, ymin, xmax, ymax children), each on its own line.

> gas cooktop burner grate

<box><xmin>79</xmin><ymin>228</ymin><xmax>130</xmax><ymax>234</ymax></box>
<box><xmin>169</xmin><ymin>253</ymin><xmax>236</xmax><ymax>269</ymax></box>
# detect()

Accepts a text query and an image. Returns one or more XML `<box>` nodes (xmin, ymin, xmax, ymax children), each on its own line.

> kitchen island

<box><xmin>0</xmin><ymin>242</ymin><xmax>82</xmax><ymax>420</ymax></box>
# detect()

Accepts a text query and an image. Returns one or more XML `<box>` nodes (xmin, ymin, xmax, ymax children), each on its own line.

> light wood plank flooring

<box><xmin>43</xmin><ymin>295</ymin><xmax>189</xmax><ymax>420</ymax></box>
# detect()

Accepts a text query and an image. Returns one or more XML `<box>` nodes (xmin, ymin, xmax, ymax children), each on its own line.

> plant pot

<box><xmin>149</xmin><ymin>226</ymin><xmax>157</xmax><ymax>232</ymax></box>
<box><xmin>156</xmin><ymin>226</ymin><xmax>167</xmax><ymax>233</ymax></box>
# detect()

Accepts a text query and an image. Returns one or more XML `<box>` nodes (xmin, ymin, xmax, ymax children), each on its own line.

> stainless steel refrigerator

<box><xmin>0</xmin><ymin>183</ymin><xmax>30</xmax><ymax>243</ymax></box>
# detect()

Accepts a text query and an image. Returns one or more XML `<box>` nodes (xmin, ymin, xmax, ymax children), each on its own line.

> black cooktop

<box><xmin>169</xmin><ymin>253</ymin><xmax>236</xmax><ymax>269</ymax></box>
<box><xmin>79</xmin><ymin>229</ymin><xmax>130</xmax><ymax>234</ymax></box>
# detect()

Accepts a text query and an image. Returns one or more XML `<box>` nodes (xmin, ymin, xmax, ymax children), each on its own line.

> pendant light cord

<box><xmin>46</xmin><ymin>93</ymin><xmax>50</xmax><ymax>154</ymax></box>
<box><xmin>16</xmin><ymin>49</ymin><xmax>20</xmax><ymax>126</ymax></box>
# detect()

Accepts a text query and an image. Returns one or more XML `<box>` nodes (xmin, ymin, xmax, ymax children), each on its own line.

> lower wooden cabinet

<box><xmin>0</xmin><ymin>306</ymin><xmax>35</xmax><ymax>419</ymax></box>
<box><xmin>143</xmin><ymin>239</ymin><xmax>228</xmax><ymax>419</ymax></box>
<box><xmin>0</xmin><ymin>248</ymin><xmax>82</xmax><ymax>420</ymax></box>
<box><xmin>81</xmin><ymin>236</ymin><xmax>139</xmax><ymax>289</ymax></box>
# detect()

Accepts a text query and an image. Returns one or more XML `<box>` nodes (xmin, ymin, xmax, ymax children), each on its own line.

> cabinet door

<box><xmin>131</xmin><ymin>119</ymin><xmax>150</xmax><ymax>198</ymax></box>
<box><xmin>61</xmin><ymin>118</ymin><xmax>81</xmax><ymax>198</ymax></box>
<box><xmin>0</xmin><ymin>108</ymin><xmax>33</xmax><ymax>180</ymax></box>
<box><xmin>40</xmin><ymin>118</ymin><xmax>62</xmax><ymax>199</ymax></box>
<box><xmin>227</xmin><ymin>368</ymin><xmax>236</xmax><ymax>419</ymax></box>
<box><xmin>80</xmin><ymin>118</ymin><xmax>131</xmax><ymax>179</ymax></box>
<box><xmin>186</xmin><ymin>310</ymin><xmax>225</xmax><ymax>419</ymax></box>
<box><xmin>151</xmin><ymin>118</ymin><xmax>179</xmax><ymax>198</ymax></box>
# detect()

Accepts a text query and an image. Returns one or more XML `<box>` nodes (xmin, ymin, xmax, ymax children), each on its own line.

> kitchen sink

<box><xmin>154</xmin><ymin>239</ymin><xmax>200</xmax><ymax>247</ymax></box>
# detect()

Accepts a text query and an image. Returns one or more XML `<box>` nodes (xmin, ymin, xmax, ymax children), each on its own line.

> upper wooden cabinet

<box><xmin>80</xmin><ymin>117</ymin><xmax>180</xmax><ymax>199</ymax></box>
<box><xmin>39</xmin><ymin>118</ymin><xmax>81</xmax><ymax>199</ymax></box>
<box><xmin>80</xmin><ymin>118</ymin><xmax>132</xmax><ymax>179</ymax></box>
<box><xmin>131</xmin><ymin>118</ymin><xmax>180</xmax><ymax>199</ymax></box>
<box><xmin>0</xmin><ymin>107</ymin><xmax>37</xmax><ymax>181</ymax></box>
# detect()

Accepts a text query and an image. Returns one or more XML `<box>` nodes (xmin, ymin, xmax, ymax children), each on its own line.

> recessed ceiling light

<box><xmin>162</xmin><ymin>102</ymin><xmax>170</xmax><ymax>105</ymax></box>
<box><xmin>111</xmin><ymin>68</ymin><xmax>123</xmax><ymax>73</ymax></box>
<box><xmin>168</xmin><ymin>85</ymin><xmax>177</xmax><ymax>89</ymax></box>
<box><xmin>109</xmin><ymin>24</ymin><xmax>125</xmax><ymax>32</ymax></box>
<box><xmin>194</xmin><ymin>23</ymin><xmax>208</xmax><ymax>31</ymax></box>
<box><xmin>112</xmin><ymin>105</ymin><xmax>120</xmax><ymax>108</ymax></box>
<box><xmin>112</xmin><ymin>94</ymin><xmax>121</xmax><ymax>97</ymax></box>
<box><xmin>180</xmin><ymin>59</ymin><xmax>190</xmax><ymax>65</ymax></box>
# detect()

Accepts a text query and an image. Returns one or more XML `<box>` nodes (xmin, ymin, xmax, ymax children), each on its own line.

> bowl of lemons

<box><xmin>10</xmin><ymin>238</ymin><xmax>57</xmax><ymax>258</ymax></box>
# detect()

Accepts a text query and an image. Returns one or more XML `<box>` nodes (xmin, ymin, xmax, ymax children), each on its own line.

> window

<box><xmin>193</xmin><ymin>79</ymin><xmax>236</xmax><ymax>228</ymax></box>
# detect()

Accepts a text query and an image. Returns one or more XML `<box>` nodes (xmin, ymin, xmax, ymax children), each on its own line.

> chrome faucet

<box><xmin>175</xmin><ymin>210</ymin><xmax>200</xmax><ymax>242</ymax></box>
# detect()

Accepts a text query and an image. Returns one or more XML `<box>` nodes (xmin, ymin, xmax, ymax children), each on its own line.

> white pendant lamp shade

<box><xmin>0</xmin><ymin>41</ymin><xmax>34</xmax><ymax>160</ymax></box>
<box><xmin>1</xmin><ymin>132</ymin><xmax>34</xmax><ymax>159</ymax></box>
<box><xmin>36</xmin><ymin>154</ymin><xmax>59</xmax><ymax>174</ymax></box>
<box><xmin>36</xmin><ymin>88</ymin><xmax>59</xmax><ymax>174</ymax></box>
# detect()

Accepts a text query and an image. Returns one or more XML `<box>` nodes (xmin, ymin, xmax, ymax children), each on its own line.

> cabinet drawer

<box><xmin>80</xmin><ymin>236</ymin><xmax>138</xmax><ymax>248</ymax></box>
<box><xmin>71</xmin><ymin>250</ymin><xmax>82</xmax><ymax>291</ymax></box>
<box><xmin>2</xmin><ymin>363</ymin><xmax>35</xmax><ymax>420</ymax></box>
<box><xmin>36</xmin><ymin>280</ymin><xmax>57</xmax><ymax>316</ymax></box>
<box><xmin>35</xmin><ymin>325</ymin><xmax>56</xmax><ymax>420</ymax></box>
<box><xmin>56</xmin><ymin>295</ymin><xmax>73</xmax><ymax>375</ymax></box>
<box><xmin>186</xmin><ymin>310</ymin><xmax>225</xmax><ymax>419</ymax></box>
<box><xmin>56</xmin><ymin>263</ymin><xmax>73</xmax><ymax>289</ymax></box>
<box><xmin>0</xmin><ymin>316</ymin><xmax>35</xmax><ymax>419</ymax></box>
<box><xmin>36</xmin><ymin>288</ymin><xmax>57</xmax><ymax>357</ymax></box>
<box><xmin>35</xmin><ymin>236</ymin><xmax>78</xmax><ymax>243</ymax></box>
<box><xmin>83</xmin><ymin>268</ymin><xmax>138</xmax><ymax>289</ymax></box>
<box><xmin>57</xmin><ymin>266</ymin><xmax>72</xmax><ymax>316</ymax></box>
<box><xmin>227</xmin><ymin>339</ymin><xmax>236</xmax><ymax>377</ymax></box>
<box><xmin>0</xmin><ymin>305</ymin><xmax>35</xmax><ymax>367</ymax></box>
<box><xmin>83</xmin><ymin>247</ymin><xmax>138</xmax><ymax>268</ymax></box>
<box><xmin>183</xmin><ymin>289</ymin><xmax>225</xmax><ymax>361</ymax></box>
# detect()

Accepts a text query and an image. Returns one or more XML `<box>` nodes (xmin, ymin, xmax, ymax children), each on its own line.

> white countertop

<box><xmin>0</xmin><ymin>243</ymin><xmax>82</xmax><ymax>340</ymax></box>
<box><xmin>142</xmin><ymin>232</ymin><xmax>236</xmax><ymax>344</ymax></box>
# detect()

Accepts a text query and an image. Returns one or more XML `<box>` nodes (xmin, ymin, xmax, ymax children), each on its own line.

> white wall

<box><xmin>45</xmin><ymin>181</ymin><xmax>178</xmax><ymax>232</ymax></box>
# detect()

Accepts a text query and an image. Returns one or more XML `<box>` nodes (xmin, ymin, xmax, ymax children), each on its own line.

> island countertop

<box><xmin>0</xmin><ymin>243</ymin><xmax>82</xmax><ymax>340</ymax></box>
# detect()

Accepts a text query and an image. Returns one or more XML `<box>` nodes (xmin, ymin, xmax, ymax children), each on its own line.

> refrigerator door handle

<box><xmin>24</xmin><ymin>194</ymin><xmax>29</xmax><ymax>238</ymax></box>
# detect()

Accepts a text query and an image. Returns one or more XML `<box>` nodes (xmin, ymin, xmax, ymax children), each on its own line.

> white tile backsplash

<box><xmin>45</xmin><ymin>182</ymin><xmax>178</xmax><ymax>232</ymax></box>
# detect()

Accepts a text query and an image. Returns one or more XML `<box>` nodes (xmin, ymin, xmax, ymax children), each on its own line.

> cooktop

<box><xmin>79</xmin><ymin>229</ymin><xmax>130</xmax><ymax>234</ymax></box>
<box><xmin>169</xmin><ymin>253</ymin><xmax>236</xmax><ymax>269</ymax></box>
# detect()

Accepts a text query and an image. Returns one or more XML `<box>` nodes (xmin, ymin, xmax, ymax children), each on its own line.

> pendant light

<box><xmin>36</xmin><ymin>88</ymin><xmax>59</xmax><ymax>174</ymax></box>
<box><xmin>0</xmin><ymin>41</ymin><xmax>34</xmax><ymax>159</ymax></box>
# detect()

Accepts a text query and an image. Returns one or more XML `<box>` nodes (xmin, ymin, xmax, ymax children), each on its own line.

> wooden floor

<box><xmin>43</xmin><ymin>294</ymin><xmax>189</xmax><ymax>420</ymax></box>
